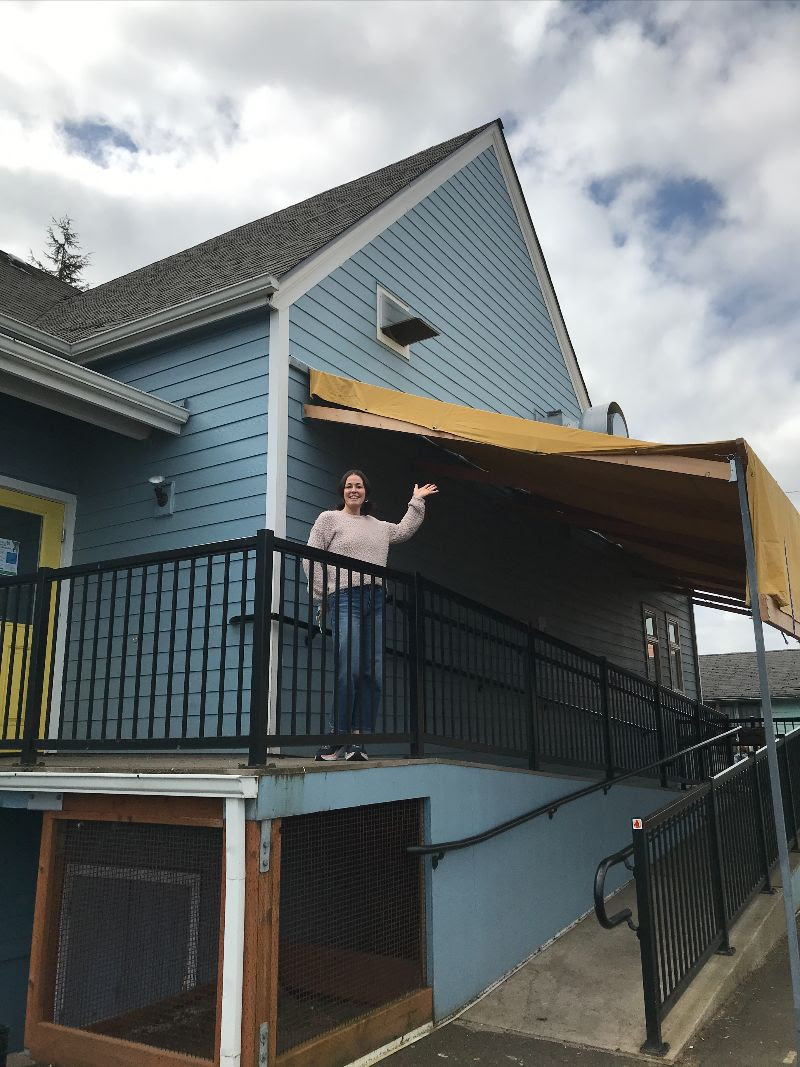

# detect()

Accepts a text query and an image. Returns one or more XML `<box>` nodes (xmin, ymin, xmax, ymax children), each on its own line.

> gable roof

<box><xmin>699</xmin><ymin>650</ymin><xmax>800</xmax><ymax>702</ymax></box>
<box><xmin>15</xmin><ymin>123</ymin><xmax>494</xmax><ymax>345</ymax></box>
<box><xmin>0</xmin><ymin>249</ymin><xmax>77</xmax><ymax>327</ymax></box>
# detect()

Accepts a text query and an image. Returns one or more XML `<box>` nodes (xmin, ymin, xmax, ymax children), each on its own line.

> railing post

<box><xmin>694</xmin><ymin>699</ymin><xmax>707</xmax><ymax>780</ymax></box>
<box><xmin>654</xmin><ymin>684</ymin><xmax>668</xmax><ymax>788</ymax></box>
<box><xmin>20</xmin><ymin>569</ymin><xmax>53</xmax><ymax>767</ymax></box>
<box><xmin>525</xmin><ymin>624</ymin><xmax>540</xmax><ymax>771</ymax></box>
<box><xmin>600</xmin><ymin>657</ymin><xmax>614</xmax><ymax>780</ymax></box>
<box><xmin>248</xmin><ymin>529</ymin><xmax>274</xmax><ymax>767</ymax></box>
<box><xmin>750</xmin><ymin>752</ymin><xmax>774</xmax><ymax>893</ymax></box>
<box><xmin>408</xmin><ymin>572</ymin><xmax>426</xmax><ymax>758</ymax></box>
<box><xmin>780</xmin><ymin>738</ymin><xmax>800</xmax><ymax>852</ymax></box>
<box><xmin>707</xmin><ymin>781</ymin><xmax>736</xmax><ymax>956</ymax></box>
<box><xmin>631</xmin><ymin>818</ymin><xmax>669</xmax><ymax>1056</ymax></box>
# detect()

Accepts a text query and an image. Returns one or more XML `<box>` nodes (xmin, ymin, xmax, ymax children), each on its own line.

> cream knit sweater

<box><xmin>305</xmin><ymin>497</ymin><xmax>425</xmax><ymax>599</ymax></box>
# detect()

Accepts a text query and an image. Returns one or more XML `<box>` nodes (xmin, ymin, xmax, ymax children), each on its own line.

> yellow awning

<box><xmin>306</xmin><ymin>370</ymin><xmax>800</xmax><ymax>637</ymax></box>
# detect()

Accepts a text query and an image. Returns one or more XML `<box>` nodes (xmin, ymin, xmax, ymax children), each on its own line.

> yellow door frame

<box><xmin>0</xmin><ymin>480</ymin><xmax>75</xmax><ymax>745</ymax></box>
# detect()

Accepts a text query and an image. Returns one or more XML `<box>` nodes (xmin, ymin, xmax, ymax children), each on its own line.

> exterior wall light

<box><xmin>148</xmin><ymin>475</ymin><xmax>175</xmax><ymax>515</ymax></box>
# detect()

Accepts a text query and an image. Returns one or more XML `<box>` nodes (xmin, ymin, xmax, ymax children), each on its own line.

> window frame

<box><xmin>666</xmin><ymin>613</ymin><xmax>685</xmax><ymax>693</ymax></box>
<box><xmin>642</xmin><ymin>604</ymin><xmax>662</xmax><ymax>684</ymax></box>
<box><xmin>375</xmin><ymin>284</ymin><xmax>413</xmax><ymax>359</ymax></box>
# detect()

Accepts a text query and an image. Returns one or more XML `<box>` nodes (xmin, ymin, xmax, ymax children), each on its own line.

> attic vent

<box><xmin>6</xmin><ymin>252</ymin><xmax>31</xmax><ymax>275</ymax></box>
<box><xmin>377</xmin><ymin>285</ymin><xmax>439</xmax><ymax>357</ymax></box>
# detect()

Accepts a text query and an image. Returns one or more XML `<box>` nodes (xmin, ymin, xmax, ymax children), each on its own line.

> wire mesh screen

<box><xmin>277</xmin><ymin>800</ymin><xmax>426</xmax><ymax>1055</ymax></box>
<box><xmin>51</xmin><ymin>820</ymin><xmax>222</xmax><ymax>1060</ymax></box>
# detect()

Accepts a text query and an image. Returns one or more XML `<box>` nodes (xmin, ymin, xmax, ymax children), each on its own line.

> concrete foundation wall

<box><xmin>255</xmin><ymin>760</ymin><xmax>669</xmax><ymax>1020</ymax></box>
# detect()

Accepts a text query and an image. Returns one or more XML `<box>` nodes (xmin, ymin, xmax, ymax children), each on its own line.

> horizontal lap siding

<box><xmin>73</xmin><ymin>315</ymin><xmax>269</xmax><ymax>560</ymax></box>
<box><xmin>287</xmin><ymin>366</ymin><xmax>697</xmax><ymax>698</ymax></box>
<box><xmin>290</xmin><ymin>147</ymin><xmax>581</xmax><ymax>419</ymax></box>
<box><xmin>0</xmin><ymin>809</ymin><xmax>42</xmax><ymax>1052</ymax></box>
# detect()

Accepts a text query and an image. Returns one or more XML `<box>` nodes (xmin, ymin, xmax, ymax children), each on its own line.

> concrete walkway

<box><xmin>388</xmin><ymin>864</ymin><xmax>798</xmax><ymax>1066</ymax></box>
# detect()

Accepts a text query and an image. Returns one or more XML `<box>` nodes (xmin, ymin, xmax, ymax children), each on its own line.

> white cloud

<box><xmin>1</xmin><ymin>0</ymin><xmax>798</xmax><ymax>653</ymax></box>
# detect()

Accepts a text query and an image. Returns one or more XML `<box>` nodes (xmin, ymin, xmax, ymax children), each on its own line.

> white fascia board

<box><xmin>0</xmin><ymin>332</ymin><xmax>189</xmax><ymax>437</ymax></box>
<box><xmin>270</xmin><ymin>126</ymin><xmax>497</xmax><ymax>311</ymax></box>
<box><xmin>73</xmin><ymin>274</ymin><xmax>280</xmax><ymax>365</ymax></box>
<box><xmin>0</xmin><ymin>311</ymin><xmax>70</xmax><ymax>356</ymax></box>
<box><xmin>0</xmin><ymin>770</ymin><xmax>259</xmax><ymax>799</ymax></box>
<box><xmin>489</xmin><ymin>128</ymin><xmax>591</xmax><ymax>412</ymax></box>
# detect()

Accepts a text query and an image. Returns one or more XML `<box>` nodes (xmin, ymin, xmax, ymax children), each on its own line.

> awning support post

<box><xmin>734</xmin><ymin>453</ymin><xmax>800</xmax><ymax>1058</ymax></box>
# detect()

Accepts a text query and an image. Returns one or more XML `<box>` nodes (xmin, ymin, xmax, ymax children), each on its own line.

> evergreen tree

<box><xmin>30</xmin><ymin>215</ymin><xmax>91</xmax><ymax>288</ymax></box>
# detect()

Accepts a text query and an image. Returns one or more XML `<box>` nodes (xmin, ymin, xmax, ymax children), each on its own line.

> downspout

<box><xmin>219</xmin><ymin>796</ymin><xmax>247</xmax><ymax>1067</ymax></box>
<box><xmin>734</xmin><ymin>452</ymin><xmax>800</xmax><ymax>1058</ymax></box>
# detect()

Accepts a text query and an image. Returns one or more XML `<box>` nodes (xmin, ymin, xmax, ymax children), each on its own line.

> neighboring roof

<box><xmin>13</xmin><ymin>123</ymin><xmax>494</xmax><ymax>344</ymax></box>
<box><xmin>700</xmin><ymin>650</ymin><xmax>800</xmax><ymax>702</ymax></box>
<box><xmin>0</xmin><ymin>249</ymin><xmax>77</xmax><ymax>327</ymax></box>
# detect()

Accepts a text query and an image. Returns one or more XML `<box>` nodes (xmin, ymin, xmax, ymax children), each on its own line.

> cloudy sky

<box><xmin>2</xmin><ymin>0</ymin><xmax>799</xmax><ymax>654</ymax></box>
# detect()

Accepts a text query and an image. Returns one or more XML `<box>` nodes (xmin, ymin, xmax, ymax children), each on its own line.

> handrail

<box><xmin>594</xmin><ymin>844</ymin><xmax>636</xmax><ymax>931</ymax></box>
<box><xmin>407</xmin><ymin>726</ymin><xmax>741</xmax><ymax>866</ymax></box>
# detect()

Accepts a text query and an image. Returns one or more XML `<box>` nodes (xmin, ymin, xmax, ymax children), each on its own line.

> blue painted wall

<box><xmin>290</xmin><ymin>147</ymin><xmax>580</xmax><ymax>420</ymax></box>
<box><xmin>0</xmin><ymin>809</ymin><xmax>41</xmax><ymax>1052</ymax></box>
<box><xmin>255</xmin><ymin>760</ymin><xmax>668</xmax><ymax>1020</ymax></box>
<box><xmin>0</xmin><ymin>311</ymin><xmax>269</xmax><ymax>562</ymax></box>
<box><xmin>286</xmin><ymin>364</ymin><xmax>697</xmax><ymax>693</ymax></box>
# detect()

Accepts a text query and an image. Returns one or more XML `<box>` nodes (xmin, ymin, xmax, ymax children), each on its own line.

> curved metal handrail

<box><xmin>594</xmin><ymin>843</ymin><xmax>637</xmax><ymax>932</ymax></box>
<box><xmin>407</xmin><ymin>726</ymin><xmax>742</xmax><ymax>867</ymax></box>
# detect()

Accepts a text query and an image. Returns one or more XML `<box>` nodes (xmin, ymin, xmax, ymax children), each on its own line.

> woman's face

<box><xmin>342</xmin><ymin>474</ymin><xmax>366</xmax><ymax>511</ymax></box>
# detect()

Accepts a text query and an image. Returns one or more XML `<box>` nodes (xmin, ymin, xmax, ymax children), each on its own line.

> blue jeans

<box><xmin>331</xmin><ymin>585</ymin><xmax>384</xmax><ymax>735</ymax></box>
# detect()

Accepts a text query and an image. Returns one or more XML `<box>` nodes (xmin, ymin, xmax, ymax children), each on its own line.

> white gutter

<box><xmin>0</xmin><ymin>771</ymin><xmax>258</xmax><ymax>798</ymax></box>
<box><xmin>0</xmin><ymin>332</ymin><xmax>189</xmax><ymax>438</ymax></box>
<box><xmin>220</xmin><ymin>796</ymin><xmax>247</xmax><ymax>1067</ymax></box>
<box><xmin>73</xmin><ymin>274</ymin><xmax>280</xmax><ymax>364</ymax></box>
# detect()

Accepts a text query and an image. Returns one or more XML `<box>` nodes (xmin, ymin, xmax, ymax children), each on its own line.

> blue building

<box><xmin>0</xmin><ymin>120</ymin><xmax>705</xmax><ymax>1066</ymax></box>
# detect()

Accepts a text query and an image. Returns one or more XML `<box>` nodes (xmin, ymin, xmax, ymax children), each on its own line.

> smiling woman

<box><xmin>304</xmin><ymin>470</ymin><xmax>438</xmax><ymax>761</ymax></box>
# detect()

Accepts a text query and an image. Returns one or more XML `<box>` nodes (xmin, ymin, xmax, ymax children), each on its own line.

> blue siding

<box><xmin>286</xmin><ymin>365</ymin><xmax>698</xmax><ymax>694</ymax></box>
<box><xmin>73</xmin><ymin>315</ymin><xmax>269</xmax><ymax>559</ymax></box>
<box><xmin>290</xmin><ymin>147</ymin><xmax>581</xmax><ymax>420</ymax></box>
<box><xmin>0</xmin><ymin>809</ymin><xmax>41</xmax><ymax>1052</ymax></box>
<box><xmin>255</xmin><ymin>761</ymin><xmax>668</xmax><ymax>1020</ymax></box>
<box><xmin>0</xmin><ymin>313</ymin><xmax>269</xmax><ymax>562</ymax></box>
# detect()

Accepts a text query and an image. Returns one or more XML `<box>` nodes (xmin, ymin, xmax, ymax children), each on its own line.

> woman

<box><xmin>306</xmin><ymin>470</ymin><xmax>438</xmax><ymax>761</ymax></box>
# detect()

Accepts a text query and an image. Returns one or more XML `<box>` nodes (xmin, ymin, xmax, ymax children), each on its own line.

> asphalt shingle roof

<box><xmin>3</xmin><ymin>122</ymin><xmax>494</xmax><ymax>345</ymax></box>
<box><xmin>699</xmin><ymin>650</ymin><xmax>800</xmax><ymax>701</ymax></box>
<box><xmin>0</xmin><ymin>249</ymin><xmax>77</xmax><ymax>327</ymax></box>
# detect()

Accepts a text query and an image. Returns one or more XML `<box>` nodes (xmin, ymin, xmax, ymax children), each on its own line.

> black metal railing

<box><xmin>595</xmin><ymin>726</ymin><xmax>800</xmax><ymax>1055</ymax></box>
<box><xmin>0</xmin><ymin>529</ymin><xmax>728</xmax><ymax>769</ymax></box>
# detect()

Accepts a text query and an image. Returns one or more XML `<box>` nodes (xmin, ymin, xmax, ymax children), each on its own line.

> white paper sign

<box><xmin>0</xmin><ymin>537</ymin><xmax>20</xmax><ymax>576</ymax></box>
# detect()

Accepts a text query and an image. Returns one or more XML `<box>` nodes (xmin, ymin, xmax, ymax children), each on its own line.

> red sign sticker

<box><xmin>632</xmin><ymin>818</ymin><xmax>643</xmax><ymax>830</ymax></box>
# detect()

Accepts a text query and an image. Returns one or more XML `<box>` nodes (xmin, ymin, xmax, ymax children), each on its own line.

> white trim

<box><xmin>489</xmin><ymin>128</ymin><xmax>591</xmax><ymax>412</ymax></box>
<box><xmin>0</xmin><ymin>332</ymin><xmax>189</xmax><ymax>437</ymax></box>
<box><xmin>73</xmin><ymin>274</ymin><xmax>279</xmax><ymax>365</ymax></box>
<box><xmin>375</xmin><ymin>285</ymin><xmax>411</xmax><ymax>360</ymax></box>
<box><xmin>345</xmin><ymin>1023</ymin><xmax>434</xmax><ymax>1066</ymax></box>
<box><xmin>0</xmin><ymin>311</ymin><xmax>69</xmax><ymax>356</ymax></box>
<box><xmin>270</xmin><ymin>127</ymin><xmax>497</xmax><ymax>311</ymax></box>
<box><xmin>0</xmin><ymin>770</ymin><xmax>259</xmax><ymax>798</ymax></box>
<box><xmin>219</xmin><ymin>796</ymin><xmax>246</xmax><ymax>1067</ymax></box>
<box><xmin>265</xmin><ymin>306</ymin><xmax>289</xmax><ymax>537</ymax></box>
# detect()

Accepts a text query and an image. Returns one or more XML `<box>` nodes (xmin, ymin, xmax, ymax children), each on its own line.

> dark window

<box><xmin>667</xmin><ymin>615</ymin><xmax>684</xmax><ymax>692</ymax></box>
<box><xmin>642</xmin><ymin>606</ymin><xmax>661</xmax><ymax>683</ymax></box>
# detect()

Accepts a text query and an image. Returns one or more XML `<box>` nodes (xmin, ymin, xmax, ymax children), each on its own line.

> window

<box><xmin>376</xmin><ymin>285</ymin><xmax>439</xmax><ymax>358</ymax></box>
<box><xmin>666</xmin><ymin>615</ymin><xmax>684</xmax><ymax>692</ymax></box>
<box><xmin>642</xmin><ymin>606</ymin><xmax>661</xmax><ymax>683</ymax></box>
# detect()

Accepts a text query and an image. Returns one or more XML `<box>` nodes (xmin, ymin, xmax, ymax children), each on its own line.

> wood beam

<box><xmin>303</xmin><ymin>404</ymin><xmax>460</xmax><ymax>440</ymax></box>
<box><xmin>565</xmin><ymin>451</ymin><xmax>731</xmax><ymax>480</ymax></box>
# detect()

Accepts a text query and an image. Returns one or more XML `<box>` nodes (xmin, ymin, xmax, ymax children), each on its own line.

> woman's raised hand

<box><xmin>413</xmin><ymin>483</ymin><xmax>439</xmax><ymax>499</ymax></box>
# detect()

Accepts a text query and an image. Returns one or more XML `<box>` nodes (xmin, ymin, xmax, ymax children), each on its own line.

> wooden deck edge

<box><xmin>27</xmin><ymin>1021</ymin><xmax>215</xmax><ymax>1067</ymax></box>
<box><xmin>276</xmin><ymin>987</ymin><xmax>433</xmax><ymax>1067</ymax></box>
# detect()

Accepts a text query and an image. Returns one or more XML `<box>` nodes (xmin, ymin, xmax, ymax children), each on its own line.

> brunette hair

<box><xmin>337</xmin><ymin>469</ymin><xmax>372</xmax><ymax>515</ymax></box>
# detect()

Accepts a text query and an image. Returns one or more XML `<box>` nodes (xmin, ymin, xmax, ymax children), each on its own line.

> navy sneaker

<box><xmin>315</xmin><ymin>744</ymin><xmax>346</xmax><ymax>761</ymax></box>
<box><xmin>345</xmin><ymin>744</ymin><xmax>368</xmax><ymax>761</ymax></box>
